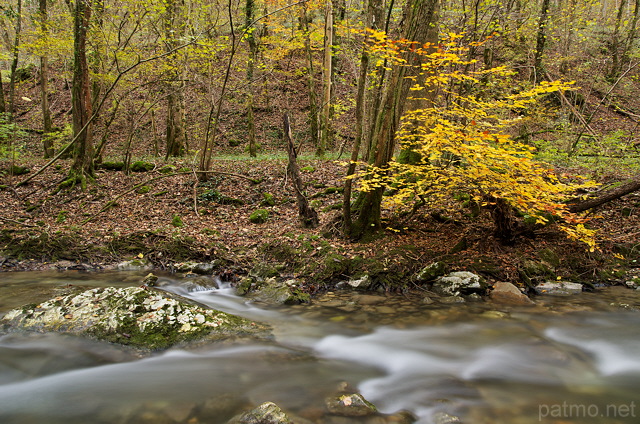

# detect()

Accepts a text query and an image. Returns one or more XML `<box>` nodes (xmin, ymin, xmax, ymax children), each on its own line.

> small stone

<box><xmin>325</xmin><ymin>393</ymin><xmax>377</xmax><ymax>417</ymax></box>
<box><xmin>346</xmin><ymin>275</ymin><xmax>373</xmax><ymax>290</ymax></box>
<box><xmin>439</xmin><ymin>296</ymin><xmax>465</xmax><ymax>304</ymax></box>
<box><xmin>490</xmin><ymin>282</ymin><xmax>533</xmax><ymax>305</ymax></box>
<box><xmin>376</xmin><ymin>306</ymin><xmax>395</xmax><ymax>314</ymax></box>
<box><xmin>354</xmin><ymin>294</ymin><xmax>386</xmax><ymax>306</ymax></box>
<box><xmin>142</xmin><ymin>273</ymin><xmax>158</xmax><ymax>286</ymax></box>
<box><xmin>534</xmin><ymin>281</ymin><xmax>583</xmax><ymax>296</ymax></box>
<box><xmin>432</xmin><ymin>271</ymin><xmax>487</xmax><ymax>296</ymax></box>
<box><xmin>229</xmin><ymin>402</ymin><xmax>292</xmax><ymax>424</ymax></box>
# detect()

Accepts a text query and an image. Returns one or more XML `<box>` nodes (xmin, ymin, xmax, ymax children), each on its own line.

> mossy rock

<box><xmin>0</xmin><ymin>287</ymin><xmax>271</xmax><ymax>351</ymax></box>
<box><xmin>249</xmin><ymin>280</ymin><xmax>310</xmax><ymax>305</ymax></box>
<box><xmin>130</xmin><ymin>161</ymin><xmax>154</xmax><ymax>172</ymax></box>
<box><xmin>7</xmin><ymin>165</ymin><xmax>30</xmax><ymax>175</ymax></box>
<box><xmin>537</xmin><ymin>248</ymin><xmax>561</xmax><ymax>268</ymax></box>
<box><xmin>249</xmin><ymin>263</ymin><xmax>280</xmax><ymax>279</ymax></box>
<box><xmin>159</xmin><ymin>165</ymin><xmax>177</xmax><ymax>174</ymax></box>
<box><xmin>136</xmin><ymin>185</ymin><xmax>151</xmax><ymax>194</ymax></box>
<box><xmin>249</xmin><ymin>209</ymin><xmax>269</xmax><ymax>224</ymax></box>
<box><xmin>415</xmin><ymin>262</ymin><xmax>447</xmax><ymax>282</ymax></box>
<box><xmin>98</xmin><ymin>161</ymin><xmax>125</xmax><ymax>171</ymax></box>
<box><xmin>261</xmin><ymin>192</ymin><xmax>276</xmax><ymax>206</ymax></box>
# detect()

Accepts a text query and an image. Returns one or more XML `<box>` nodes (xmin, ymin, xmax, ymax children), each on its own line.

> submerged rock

<box><xmin>325</xmin><ymin>393</ymin><xmax>378</xmax><ymax>417</ymax></box>
<box><xmin>534</xmin><ymin>281</ymin><xmax>583</xmax><ymax>296</ymax></box>
<box><xmin>116</xmin><ymin>258</ymin><xmax>153</xmax><ymax>271</ymax></box>
<box><xmin>432</xmin><ymin>271</ymin><xmax>487</xmax><ymax>296</ymax></box>
<box><xmin>1</xmin><ymin>286</ymin><xmax>270</xmax><ymax>350</ymax></box>
<box><xmin>248</xmin><ymin>279</ymin><xmax>310</xmax><ymax>305</ymax></box>
<box><xmin>228</xmin><ymin>402</ymin><xmax>292</xmax><ymax>424</ymax></box>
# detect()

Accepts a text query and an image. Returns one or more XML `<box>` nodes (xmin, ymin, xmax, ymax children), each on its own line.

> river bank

<box><xmin>2</xmin><ymin>157</ymin><xmax>640</xmax><ymax>301</ymax></box>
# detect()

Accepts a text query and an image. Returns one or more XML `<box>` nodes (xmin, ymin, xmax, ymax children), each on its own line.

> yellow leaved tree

<box><xmin>350</xmin><ymin>33</ymin><xmax>598</xmax><ymax>249</ymax></box>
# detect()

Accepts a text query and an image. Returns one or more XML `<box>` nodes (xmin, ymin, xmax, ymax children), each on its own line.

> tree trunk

<box><xmin>39</xmin><ymin>0</ymin><xmax>54</xmax><ymax>157</ymax></box>
<box><xmin>568</xmin><ymin>178</ymin><xmax>640</xmax><ymax>213</ymax></box>
<box><xmin>351</xmin><ymin>0</ymin><xmax>439</xmax><ymax>240</ymax></box>
<box><xmin>609</xmin><ymin>0</ymin><xmax>629</xmax><ymax>81</ymax></box>
<box><xmin>8</xmin><ymin>0</ymin><xmax>22</xmax><ymax>117</ymax></box>
<box><xmin>284</xmin><ymin>113</ymin><xmax>319</xmax><ymax>228</ymax></box>
<box><xmin>343</xmin><ymin>0</ymin><xmax>380</xmax><ymax>236</ymax></box>
<box><xmin>533</xmin><ymin>0</ymin><xmax>550</xmax><ymax>81</ymax></box>
<box><xmin>302</xmin><ymin>4</ymin><xmax>319</xmax><ymax>148</ymax></box>
<box><xmin>70</xmin><ymin>0</ymin><xmax>94</xmax><ymax>181</ymax></box>
<box><xmin>164</xmin><ymin>0</ymin><xmax>187</xmax><ymax>158</ymax></box>
<box><xmin>0</xmin><ymin>76</ymin><xmax>6</xmax><ymax>114</ymax></box>
<box><xmin>318</xmin><ymin>0</ymin><xmax>334</xmax><ymax>157</ymax></box>
<box><xmin>246</xmin><ymin>0</ymin><xmax>258</xmax><ymax>157</ymax></box>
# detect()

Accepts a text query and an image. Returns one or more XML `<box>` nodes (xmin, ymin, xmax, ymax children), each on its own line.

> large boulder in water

<box><xmin>0</xmin><ymin>286</ymin><xmax>270</xmax><ymax>351</ymax></box>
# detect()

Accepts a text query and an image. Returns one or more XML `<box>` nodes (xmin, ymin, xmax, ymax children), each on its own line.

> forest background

<box><xmin>0</xmin><ymin>0</ymin><xmax>639</xmax><ymax>293</ymax></box>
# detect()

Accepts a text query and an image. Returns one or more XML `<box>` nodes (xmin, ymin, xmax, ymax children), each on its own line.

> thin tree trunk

<box><xmin>164</xmin><ymin>0</ymin><xmax>187</xmax><ymax>158</ymax></box>
<box><xmin>0</xmin><ymin>77</ymin><xmax>6</xmax><ymax>114</ymax></box>
<box><xmin>302</xmin><ymin>4</ymin><xmax>319</xmax><ymax>147</ymax></box>
<box><xmin>533</xmin><ymin>0</ymin><xmax>551</xmax><ymax>81</ymax></box>
<box><xmin>39</xmin><ymin>0</ymin><xmax>54</xmax><ymax>157</ymax></box>
<box><xmin>609</xmin><ymin>0</ymin><xmax>629</xmax><ymax>80</ymax></box>
<box><xmin>285</xmin><ymin>113</ymin><xmax>319</xmax><ymax>228</ymax></box>
<box><xmin>8</xmin><ymin>0</ymin><xmax>22</xmax><ymax>117</ymax></box>
<box><xmin>246</xmin><ymin>0</ymin><xmax>258</xmax><ymax>157</ymax></box>
<box><xmin>70</xmin><ymin>0</ymin><xmax>94</xmax><ymax>181</ymax></box>
<box><xmin>318</xmin><ymin>0</ymin><xmax>333</xmax><ymax>157</ymax></box>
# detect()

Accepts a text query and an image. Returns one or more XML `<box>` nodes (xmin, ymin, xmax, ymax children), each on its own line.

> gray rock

<box><xmin>1</xmin><ymin>286</ymin><xmax>270</xmax><ymax>351</ymax></box>
<box><xmin>432</xmin><ymin>271</ymin><xmax>487</xmax><ymax>296</ymax></box>
<box><xmin>433</xmin><ymin>411</ymin><xmax>462</xmax><ymax>424</ymax></box>
<box><xmin>116</xmin><ymin>258</ymin><xmax>153</xmax><ymax>271</ymax></box>
<box><xmin>173</xmin><ymin>262</ymin><xmax>218</xmax><ymax>275</ymax></box>
<box><xmin>415</xmin><ymin>262</ymin><xmax>447</xmax><ymax>282</ymax></box>
<box><xmin>439</xmin><ymin>296</ymin><xmax>466</xmax><ymax>304</ymax></box>
<box><xmin>250</xmin><ymin>279</ymin><xmax>310</xmax><ymax>305</ymax></box>
<box><xmin>422</xmin><ymin>296</ymin><xmax>435</xmax><ymax>304</ymax></box>
<box><xmin>490</xmin><ymin>282</ymin><xmax>533</xmax><ymax>305</ymax></box>
<box><xmin>346</xmin><ymin>275</ymin><xmax>373</xmax><ymax>290</ymax></box>
<box><xmin>325</xmin><ymin>393</ymin><xmax>377</xmax><ymax>417</ymax></box>
<box><xmin>228</xmin><ymin>402</ymin><xmax>291</xmax><ymax>424</ymax></box>
<box><xmin>534</xmin><ymin>281</ymin><xmax>583</xmax><ymax>296</ymax></box>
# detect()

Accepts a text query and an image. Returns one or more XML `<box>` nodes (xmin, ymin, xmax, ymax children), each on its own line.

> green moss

<box><xmin>249</xmin><ymin>209</ymin><xmax>269</xmax><ymax>224</ymax></box>
<box><xmin>98</xmin><ymin>161</ymin><xmax>125</xmax><ymax>171</ymax></box>
<box><xmin>130</xmin><ymin>161</ymin><xmax>154</xmax><ymax>172</ymax></box>
<box><xmin>172</xmin><ymin>214</ymin><xmax>184</xmax><ymax>227</ymax></box>
<box><xmin>136</xmin><ymin>185</ymin><xmax>151</xmax><ymax>194</ymax></box>
<box><xmin>261</xmin><ymin>193</ymin><xmax>276</xmax><ymax>206</ymax></box>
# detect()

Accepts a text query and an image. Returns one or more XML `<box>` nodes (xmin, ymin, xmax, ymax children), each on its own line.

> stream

<box><xmin>1</xmin><ymin>270</ymin><xmax>640</xmax><ymax>423</ymax></box>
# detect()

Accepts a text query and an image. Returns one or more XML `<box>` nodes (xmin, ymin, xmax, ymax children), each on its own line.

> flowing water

<box><xmin>1</xmin><ymin>270</ymin><xmax>640</xmax><ymax>424</ymax></box>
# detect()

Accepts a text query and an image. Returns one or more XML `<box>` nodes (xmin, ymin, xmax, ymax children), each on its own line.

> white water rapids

<box><xmin>0</xmin><ymin>272</ymin><xmax>639</xmax><ymax>423</ymax></box>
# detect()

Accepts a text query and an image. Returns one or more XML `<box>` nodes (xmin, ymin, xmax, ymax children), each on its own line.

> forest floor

<box><xmin>1</xmin><ymin>150</ymin><xmax>639</xmax><ymax>296</ymax></box>
<box><xmin>2</xmin><ymin>60</ymin><xmax>640</xmax><ymax>296</ymax></box>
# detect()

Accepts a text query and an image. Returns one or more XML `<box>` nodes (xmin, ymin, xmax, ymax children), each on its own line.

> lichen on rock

<box><xmin>1</xmin><ymin>286</ymin><xmax>270</xmax><ymax>350</ymax></box>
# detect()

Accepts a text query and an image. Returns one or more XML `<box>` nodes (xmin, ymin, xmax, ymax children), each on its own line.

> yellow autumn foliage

<box><xmin>354</xmin><ymin>34</ymin><xmax>599</xmax><ymax>249</ymax></box>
